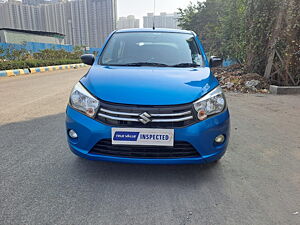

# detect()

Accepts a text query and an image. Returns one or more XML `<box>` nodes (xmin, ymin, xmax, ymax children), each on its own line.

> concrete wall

<box><xmin>0</xmin><ymin>30</ymin><xmax>5</xmax><ymax>43</ymax></box>
<box><xmin>0</xmin><ymin>42</ymin><xmax>101</xmax><ymax>54</ymax></box>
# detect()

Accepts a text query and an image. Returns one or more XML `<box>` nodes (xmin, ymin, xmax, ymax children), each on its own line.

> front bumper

<box><xmin>66</xmin><ymin>106</ymin><xmax>230</xmax><ymax>164</ymax></box>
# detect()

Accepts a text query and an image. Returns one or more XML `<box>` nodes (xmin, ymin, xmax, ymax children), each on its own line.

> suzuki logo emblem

<box><xmin>139</xmin><ymin>112</ymin><xmax>151</xmax><ymax>124</ymax></box>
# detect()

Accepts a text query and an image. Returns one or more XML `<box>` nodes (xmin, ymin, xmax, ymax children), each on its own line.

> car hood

<box><xmin>80</xmin><ymin>65</ymin><xmax>219</xmax><ymax>105</ymax></box>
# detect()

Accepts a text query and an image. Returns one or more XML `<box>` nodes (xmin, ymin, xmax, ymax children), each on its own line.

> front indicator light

<box><xmin>197</xmin><ymin>110</ymin><xmax>207</xmax><ymax>121</ymax></box>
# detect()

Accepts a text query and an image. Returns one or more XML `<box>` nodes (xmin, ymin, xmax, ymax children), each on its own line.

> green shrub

<box><xmin>32</xmin><ymin>48</ymin><xmax>83</xmax><ymax>60</ymax></box>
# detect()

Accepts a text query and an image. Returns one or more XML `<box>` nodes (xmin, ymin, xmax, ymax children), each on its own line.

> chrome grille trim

<box><xmin>100</xmin><ymin>108</ymin><xmax>192</xmax><ymax>118</ymax></box>
<box><xmin>95</xmin><ymin>100</ymin><xmax>197</xmax><ymax>128</ymax></box>
<box><xmin>98</xmin><ymin>113</ymin><xmax>140</xmax><ymax>122</ymax></box>
<box><xmin>151</xmin><ymin>111</ymin><xmax>192</xmax><ymax>117</ymax></box>
<box><xmin>100</xmin><ymin>108</ymin><xmax>140</xmax><ymax>116</ymax></box>
<box><xmin>152</xmin><ymin>116</ymin><xmax>194</xmax><ymax>122</ymax></box>
<box><xmin>97</xmin><ymin>113</ymin><xmax>193</xmax><ymax>123</ymax></box>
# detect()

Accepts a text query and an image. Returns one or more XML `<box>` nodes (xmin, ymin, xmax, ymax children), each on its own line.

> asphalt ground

<box><xmin>0</xmin><ymin>68</ymin><xmax>299</xmax><ymax>225</ymax></box>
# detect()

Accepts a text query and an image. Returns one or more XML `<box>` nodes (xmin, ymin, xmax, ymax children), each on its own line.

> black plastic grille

<box><xmin>89</xmin><ymin>139</ymin><xmax>201</xmax><ymax>159</ymax></box>
<box><xmin>95</xmin><ymin>100</ymin><xmax>198</xmax><ymax>128</ymax></box>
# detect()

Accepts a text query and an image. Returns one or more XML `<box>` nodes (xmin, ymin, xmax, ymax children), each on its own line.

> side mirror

<box><xmin>209</xmin><ymin>56</ymin><xmax>223</xmax><ymax>67</ymax></box>
<box><xmin>81</xmin><ymin>54</ymin><xmax>95</xmax><ymax>66</ymax></box>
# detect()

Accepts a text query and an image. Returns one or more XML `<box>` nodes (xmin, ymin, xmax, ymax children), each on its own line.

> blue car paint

<box><xmin>66</xmin><ymin>106</ymin><xmax>230</xmax><ymax>164</ymax></box>
<box><xmin>80</xmin><ymin>66</ymin><xmax>219</xmax><ymax>105</ymax></box>
<box><xmin>66</xmin><ymin>28</ymin><xmax>230</xmax><ymax>164</ymax></box>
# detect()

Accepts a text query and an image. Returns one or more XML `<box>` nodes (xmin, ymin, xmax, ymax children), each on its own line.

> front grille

<box><xmin>89</xmin><ymin>139</ymin><xmax>200</xmax><ymax>159</ymax></box>
<box><xmin>96</xmin><ymin>100</ymin><xmax>197</xmax><ymax>128</ymax></box>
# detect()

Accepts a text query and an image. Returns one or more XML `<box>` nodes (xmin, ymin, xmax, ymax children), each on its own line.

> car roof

<box><xmin>115</xmin><ymin>28</ymin><xmax>194</xmax><ymax>35</ymax></box>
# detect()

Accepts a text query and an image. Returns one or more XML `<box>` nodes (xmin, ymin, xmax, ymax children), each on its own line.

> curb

<box><xmin>0</xmin><ymin>63</ymin><xmax>87</xmax><ymax>77</ymax></box>
<box><xmin>270</xmin><ymin>85</ymin><xmax>300</xmax><ymax>95</ymax></box>
<box><xmin>0</xmin><ymin>68</ymin><xmax>30</xmax><ymax>77</ymax></box>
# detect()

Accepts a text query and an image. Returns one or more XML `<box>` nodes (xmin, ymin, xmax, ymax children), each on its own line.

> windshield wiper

<box><xmin>105</xmin><ymin>62</ymin><xmax>200</xmax><ymax>67</ymax></box>
<box><xmin>113</xmin><ymin>62</ymin><xmax>170</xmax><ymax>67</ymax></box>
<box><xmin>172</xmin><ymin>63</ymin><xmax>200</xmax><ymax>68</ymax></box>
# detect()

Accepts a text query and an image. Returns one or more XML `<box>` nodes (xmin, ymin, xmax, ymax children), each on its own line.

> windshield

<box><xmin>99</xmin><ymin>32</ymin><xmax>204</xmax><ymax>67</ymax></box>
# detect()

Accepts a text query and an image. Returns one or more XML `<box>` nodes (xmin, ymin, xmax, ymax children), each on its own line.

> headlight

<box><xmin>193</xmin><ymin>86</ymin><xmax>226</xmax><ymax>120</ymax></box>
<box><xmin>69</xmin><ymin>82</ymin><xmax>99</xmax><ymax>117</ymax></box>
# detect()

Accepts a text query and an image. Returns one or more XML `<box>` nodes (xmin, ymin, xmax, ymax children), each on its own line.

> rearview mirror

<box><xmin>209</xmin><ymin>56</ymin><xmax>223</xmax><ymax>67</ymax></box>
<box><xmin>81</xmin><ymin>54</ymin><xmax>95</xmax><ymax>66</ymax></box>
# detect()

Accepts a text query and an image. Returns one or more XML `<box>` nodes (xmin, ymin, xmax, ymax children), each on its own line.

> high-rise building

<box><xmin>22</xmin><ymin>0</ymin><xmax>48</xmax><ymax>5</ymax></box>
<box><xmin>0</xmin><ymin>0</ymin><xmax>117</xmax><ymax>47</ymax></box>
<box><xmin>117</xmin><ymin>15</ymin><xmax>139</xmax><ymax>29</ymax></box>
<box><xmin>87</xmin><ymin>0</ymin><xmax>117</xmax><ymax>46</ymax></box>
<box><xmin>143</xmin><ymin>12</ymin><xmax>180</xmax><ymax>29</ymax></box>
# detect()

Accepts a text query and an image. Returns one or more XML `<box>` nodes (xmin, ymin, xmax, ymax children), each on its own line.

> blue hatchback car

<box><xmin>66</xmin><ymin>28</ymin><xmax>230</xmax><ymax>164</ymax></box>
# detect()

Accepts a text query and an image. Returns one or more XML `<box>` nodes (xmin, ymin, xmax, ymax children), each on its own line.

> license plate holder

<box><xmin>112</xmin><ymin>128</ymin><xmax>174</xmax><ymax>146</ymax></box>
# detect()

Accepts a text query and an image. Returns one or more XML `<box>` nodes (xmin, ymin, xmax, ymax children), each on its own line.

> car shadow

<box><xmin>72</xmin><ymin>155</ymin><xmax>221</xmax><ymax>179</ymax></box>
<box><xmin>0</xmin><ymin>112</ymin><xmax>226</xmax><ymax>188</ymax></box>
<box><xmin>1</xmin><ymin>113</ymin><xmax>230</xmax><ymax>225</ymax></box>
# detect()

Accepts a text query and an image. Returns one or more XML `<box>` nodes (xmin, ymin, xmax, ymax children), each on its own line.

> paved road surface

<box><xmin>0</xmin><ymin>69</ymin><xmax>299</xmax><ymax>225</ymax></box>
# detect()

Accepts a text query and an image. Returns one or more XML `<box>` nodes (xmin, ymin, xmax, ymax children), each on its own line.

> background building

<box><xmin>0</xmin><ymin>28</ymin><xmax>65</xmax><ymax>44</ymax></box>
<box><xmin>22</xmin><ymin>0</ymin><xmax>48</xmax><ymax>5</ymax></box>
<box><xmin>87</xmin><ymin>0</ymin><xmax>117</xmax><ymax>46</ymax></box>
<box><xmin>0</xmin><ymin>0</ymin><xmax>117</xmax><ymax>47</ymax></box>
<box><xmin>117</xmin><ymin>15</ymin><xmax>139</xmax><ymax>29</ymax></box>
<box><xmin>143</xmin><ymin>12</ymin><xmax>180</xmax><ymax>29</ymax></box>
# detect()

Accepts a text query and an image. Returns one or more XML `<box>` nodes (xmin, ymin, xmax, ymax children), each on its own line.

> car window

<box><xmin>100</xmin><ymin>32</ymin><xmax>204</xmax><ymax>67</ymax></box>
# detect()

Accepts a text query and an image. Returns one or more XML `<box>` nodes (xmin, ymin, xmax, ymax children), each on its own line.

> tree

<box><xmin>0</xmin><ymin>47</ymin><xmax>4</xmax><ymax>60</ymax></box>
<box><xmin>178</xmin><ymin>0</ymin><xmax>300</xmax><ymax>85</ymax></box>
<box><xmin>219</xmin><ymin>0</ymin><xmax>246</xmax><ymax>63</ymax></box>
<box><xmin>178</xmin><ymin>0</ymin><xmax>225</xmax><ymax>56</ymax></box>
<box><xmin>244</xmin><ymin>0</ymin><xmax>279</xmax><ymax>74</ymax></box>
<box><xmin>178</xmin><ymin>0</ymin><xmax>245</xmax><ymax>60</ymax></box>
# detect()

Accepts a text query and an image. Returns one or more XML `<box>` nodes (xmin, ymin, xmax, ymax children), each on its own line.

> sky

<box><xmin>117</xmin><ymin>0</ymin><xmax>199</xmax><ymax>20</ymax></box>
